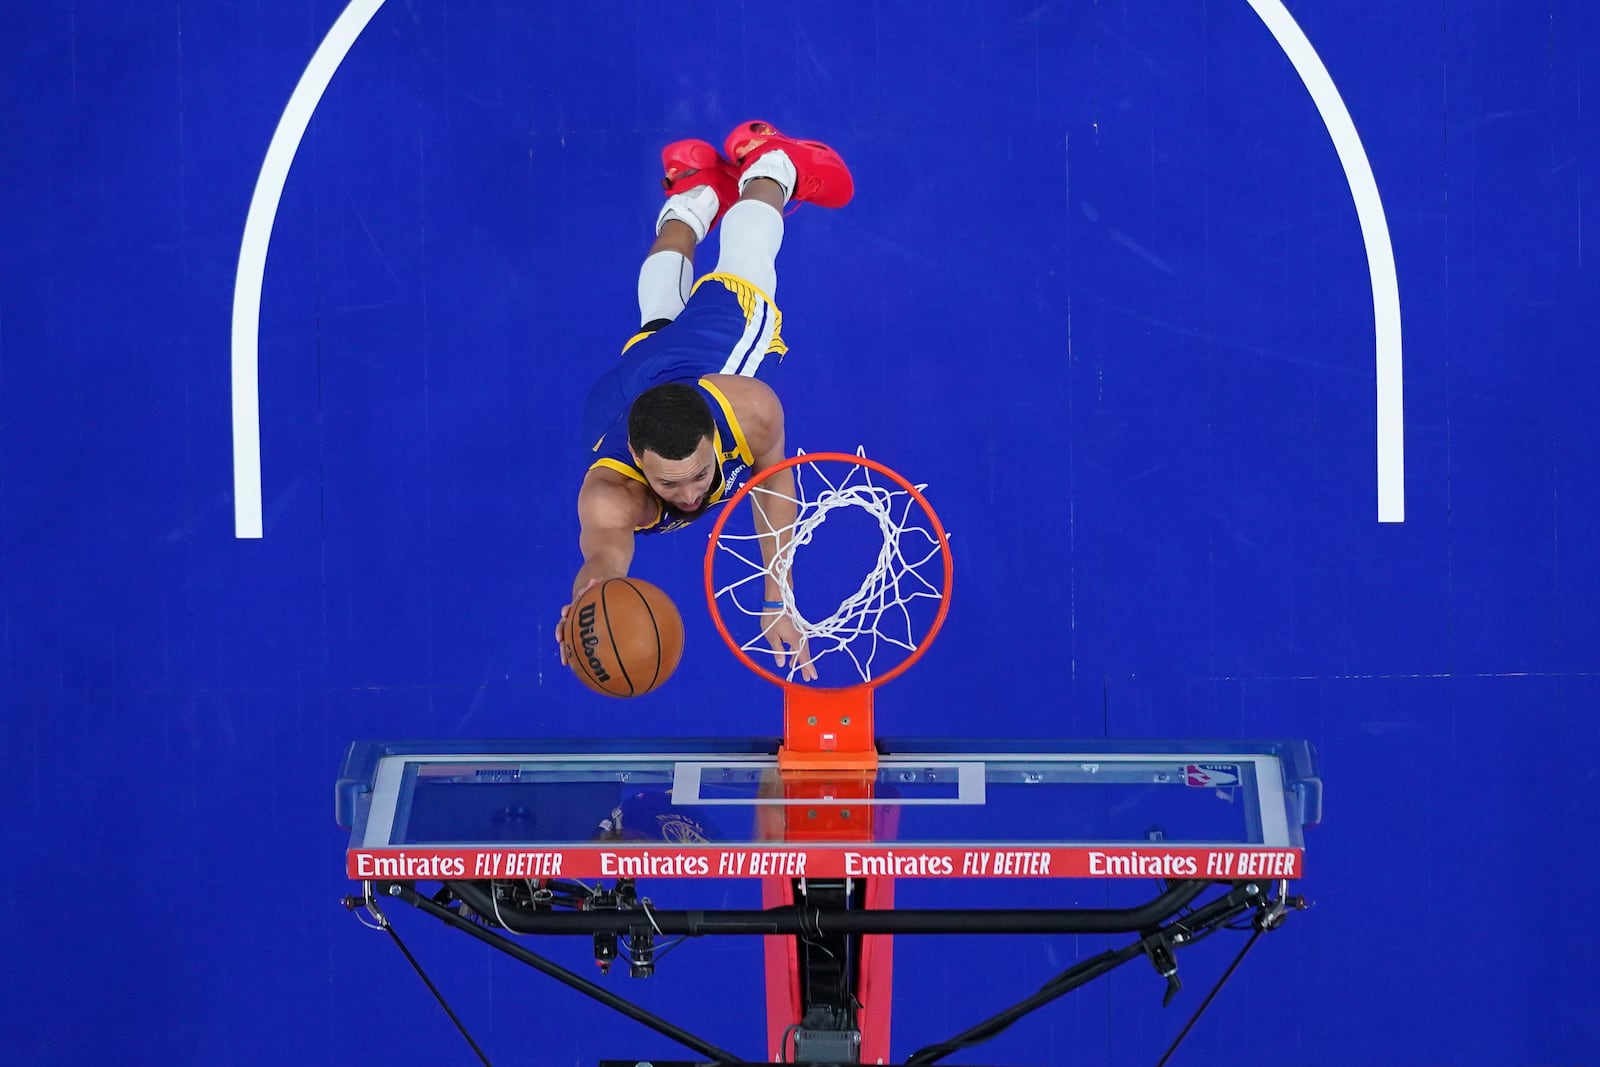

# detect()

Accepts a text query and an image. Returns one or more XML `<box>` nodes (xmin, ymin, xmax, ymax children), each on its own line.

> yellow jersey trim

<box><xmin>690</xmin><ymin>271</ymin><xmax>779</xmax><ymax>310</ymax></box>
<box><xmin>592</xmin><ymin>457</ymin><xmax>645</xmax><ymax>484</ymax></box>
<box><xmin>691</xmin><ymin>273</ymin><xmax>789</xmax><ymax>359</ymax></box>
<box><xmin>590</xmin><ymin>458</ymin><xmax>662</xmax><ymax>531</ymax></box>
<box><xmin>698</xmin><ymin>378</ymin><xmax>756</xmax><ymax>469</ymax></box>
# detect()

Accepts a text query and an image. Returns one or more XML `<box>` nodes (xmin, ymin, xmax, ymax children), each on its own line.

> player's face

<box><xmin>635</xmin><ymin>439</ymin><xmax>717</xmax><ymax>513</ymax></box>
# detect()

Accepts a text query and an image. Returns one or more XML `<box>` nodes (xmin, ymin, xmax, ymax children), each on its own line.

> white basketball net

<box><xmin>710</xmin><ymin>450</ymin><xmax>948</xmax><ymax>683</ymax></box>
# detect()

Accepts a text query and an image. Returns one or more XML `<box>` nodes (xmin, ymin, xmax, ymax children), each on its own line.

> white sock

<box><xmin>655</xmin><ymin>184</ymin><xmax>721</xmax><ymax>242</ymax></box>
<box><xmin>637</xmin><ymin>251</ymin><xmax>693</xmax><ymax>325</ymax></box>
<box><xmin>738</xmin><ymin>148</ymin><xmax>797</xmax><ymax>204</ymax></box>
<box><xmin>713</xmin><ymin>200</ymin><xmax>784</xmax><ymax>297</ymax></box>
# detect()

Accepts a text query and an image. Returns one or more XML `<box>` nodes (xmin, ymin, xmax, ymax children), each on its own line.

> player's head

<box><xmin>628</xmin><ymin>384</ymin><xmax>717</xmax><ymax>513</ymax></box>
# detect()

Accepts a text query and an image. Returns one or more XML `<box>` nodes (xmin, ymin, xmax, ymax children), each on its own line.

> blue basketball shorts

<box><xmin>582</xmin><ymin>272</ymin><xmax>787</xmax><ymax>451</ymax></box>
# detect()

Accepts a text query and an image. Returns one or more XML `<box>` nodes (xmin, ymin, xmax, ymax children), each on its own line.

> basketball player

<box><xmin>557</xmin><ymin>121</ymin><xmax>854</xmax><ymax>683</ymax></box>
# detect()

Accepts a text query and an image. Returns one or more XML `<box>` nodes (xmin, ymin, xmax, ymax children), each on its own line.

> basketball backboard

<box><xmin>339</xmin><ymin>737</ymin><xmax>1319</xmax><ymax>883</ymax></box>
<box><xmin>337</xmin><ymin>460</ymin><xmax>1321</xmax><ymax>1065</ymax></box>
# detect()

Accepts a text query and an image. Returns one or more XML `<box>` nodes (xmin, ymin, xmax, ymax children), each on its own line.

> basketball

<box><xmin>565</xmin><ymin>578</ymin><xmax>685</xmax><ymax>696</ymax></box>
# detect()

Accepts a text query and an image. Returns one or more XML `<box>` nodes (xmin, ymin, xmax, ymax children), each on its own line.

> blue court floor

<box><xmin>2</xmin><ymin>2</ymin><xmax>1597</xmax><ymax>1063</ymax></box>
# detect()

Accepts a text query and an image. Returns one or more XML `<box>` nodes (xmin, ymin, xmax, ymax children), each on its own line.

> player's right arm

<box><xmin>557</xmin><ymin>469</ymin><xmax>644</xmax><ymax>663</ymax></box>
<box><xmin>574</xmin><ymin>468</ymin><xmax>641</xmax><ymax>594</ymax></box>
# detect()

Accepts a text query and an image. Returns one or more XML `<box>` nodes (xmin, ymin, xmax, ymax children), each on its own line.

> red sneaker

<box><xmin>723</xmin><ymin>120</ymin><xmax>854</xmax><ymax>209</ymax></box>
<box><xmin>660</xmin><ymin>139</ymin><xmax>739</xmax><ymax>230</ymax></box>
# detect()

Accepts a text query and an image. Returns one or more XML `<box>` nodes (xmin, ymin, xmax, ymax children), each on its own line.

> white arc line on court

<box><xmin>228</xmin><ymin>0</ymin><xmax>1405</xmax><ymax>535</ymax></box>
<box><xmin>1246</xmin><ymin>0</ymin><xmax>1406</xmax><ymax>523</ymax></box>
<box><xmin>231</xmin><ymin>0</ymin><xmax>388</xmax><ymax>538</ymax></box>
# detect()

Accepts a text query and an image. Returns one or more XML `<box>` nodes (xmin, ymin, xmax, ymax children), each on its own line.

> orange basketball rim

<box><xmin>703</xmin><ymin>450</ymin><xmax>954</xmax><ymax>769</ymax></box>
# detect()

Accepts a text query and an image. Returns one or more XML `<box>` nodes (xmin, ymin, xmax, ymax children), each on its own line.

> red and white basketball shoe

<box><xmin>660</xmin><ymin>138</ymin><xmax>740</xmax><ymax>231</ymax></box>
<box><xmin>722</xmin><ymin>120</ymin><xmax>854</xmax><ymax>209</ymax></box>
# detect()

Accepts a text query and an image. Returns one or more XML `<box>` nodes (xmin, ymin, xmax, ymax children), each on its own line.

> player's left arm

<box><xmin>743</xmin><ymin>393</ymin><xmax>795</xmax><ymax>600</ymax></box>
<box><xmin>728</xmin><ymin>379</ymin><xmax>815</xmax><ymax>681</ymax></box>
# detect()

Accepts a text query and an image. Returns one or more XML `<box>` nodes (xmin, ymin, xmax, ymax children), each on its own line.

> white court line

<box><xmin>231</xmin><ymin>0</ymin><xmax>388</xmax><ymax>538</ymax></box>
<box><xmin>669</xmin><ymin>761</ymin><xmax>987</xmax><ymax>805</ymax></box>
<box><xmin>1247</xmin><ymin>0</ymin><xmax>1406</xmax><ymax>523</ymax></box>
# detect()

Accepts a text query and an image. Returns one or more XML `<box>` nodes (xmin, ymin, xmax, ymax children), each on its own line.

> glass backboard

<box><xmin>338</xmin><ymin>738</ymin><xmax>1319</xmax><ymax>881</ymax></box>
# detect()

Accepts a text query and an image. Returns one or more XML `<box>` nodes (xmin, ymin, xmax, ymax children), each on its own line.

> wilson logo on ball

<box><xmin>577</xmin><ymin>603</ymin><xmax>611</xmax><ymax>682</ymax></box>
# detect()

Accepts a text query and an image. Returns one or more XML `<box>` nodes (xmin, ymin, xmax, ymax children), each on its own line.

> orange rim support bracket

<box><xmin>779</xmin><ymin>682</ymin><xmax>877</xmax><ymax>770</ymax></box>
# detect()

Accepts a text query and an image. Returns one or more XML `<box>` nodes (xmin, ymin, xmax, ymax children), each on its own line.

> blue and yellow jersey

<box><xmin>589</xmin><ymin>377</ymin><xmax>757</xmax><ymax>535</ymax></box>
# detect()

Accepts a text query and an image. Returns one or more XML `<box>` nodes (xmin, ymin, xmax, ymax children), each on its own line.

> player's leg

<box><xmin>636</xmin><ymin>220</ymin><xmax>697</xmax><ymax>330</ymax></box>
<box><xmin>615</xmin><ymin>124</ymin><xmax>855</xmax><ymax>390</ymax></box>
<box><xmin>639</xmin><ymin>140</ymin><xmax>738</xmax><ymax>328</ymax></box>
<box><xmin>713</xmin><ymin>121</ymin><xmax>855</xmax><ymax>300</ymax></box>
<box><xmin>711</xmin><ymin>173</ymin><xmax>787</xmax><ymax>299</ymax></box>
